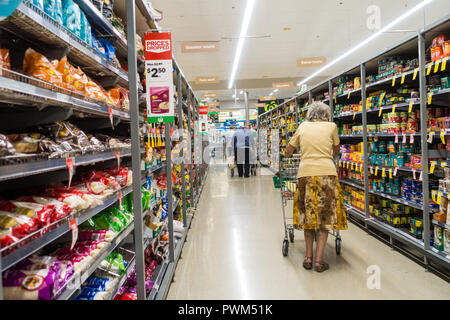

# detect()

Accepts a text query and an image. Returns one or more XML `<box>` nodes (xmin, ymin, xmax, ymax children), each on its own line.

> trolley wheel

<box><xmin>335</xmin><ymin>238</ymin><xmax>342</xmax><ymax>255</ymax></box>
<box><xmin>282</xmin><ymin>239</ymin><xmax>289</xmax><ymax>256</ymax></box>
<box><xmin>289</xmin><ymin>229</ymin><xmax>294</xmax><ymax>243</ymax></box>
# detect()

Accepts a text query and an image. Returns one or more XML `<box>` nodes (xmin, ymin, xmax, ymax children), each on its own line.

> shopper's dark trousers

<box><xmin>234</xmin><ymin>147</ymin><xmax>250</xmax><ymax>177</ymax></box>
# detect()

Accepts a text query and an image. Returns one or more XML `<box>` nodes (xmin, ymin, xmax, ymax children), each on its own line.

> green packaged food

<box><xmin>103</xmin><ymin>252</ymin><xmax>125</xmax><ymax>275</ymax></box>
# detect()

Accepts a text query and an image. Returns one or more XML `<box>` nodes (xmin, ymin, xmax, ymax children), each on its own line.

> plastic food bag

<box><xmin>0</xmin><ymin>134</ymin><xmax>16</xmax><ymax>156</ymax></box>
<box><xmin>54</xmin><ymin>0</ymin><xmax>63</xmax><ymax>24</ymax></box>
<box><xmin>62</xmin><ymin>0</ymin><xmax>81</xmax><ymax>37</ymax></box>
<box><xmin>98</xmin><ymin>38</ymin><xmax>116</xmax><ymax>61</ymax></box>
<box><xmin>43</xmin><ymin>0</ymin><xmax>55</xmax><ymax>18</ymax></box>
<box><xmin>2</xmin><ymin>256</ymin><xmax>72</xmax><ymax>300</ymax></box>
<box><xmin>33</xmin><ymin>0</ymin><xmax>44</xmax><ymax>10</ymax></box>
<box><xmin>0</xmin><ymin>48</ymin><xmax>11</xmax><ymax>71</ymax></box>
<box><xmin>0</xmin><ymin>211</ymin><xmax>39</xmax><ymax>239</ymax></box>
<box><xmin>100</xmin><ymin>252</ymin><xmax>125</xmax><ymax>275</ymax></box>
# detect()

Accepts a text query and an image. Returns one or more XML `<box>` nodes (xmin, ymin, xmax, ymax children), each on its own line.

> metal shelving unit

<box><xmin>0</xmin><ymin>0</ymin><xmax>208</xmax><ymax>300</ymax></box>
<box><xmin>258</xmin><ymin>15</ymin><xmax>450</xmax><ymax>275</ymax></box>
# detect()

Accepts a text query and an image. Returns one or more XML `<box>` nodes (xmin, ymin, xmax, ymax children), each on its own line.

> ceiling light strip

<box><xmin>228</xmin><ymin>0</ymin><xmax>256</xmax><ymax>89</ymax></box>
<box><xmin>297</xmin><ymin>0</ymin><xmax>434</xmax><ymax>87</ymax></box>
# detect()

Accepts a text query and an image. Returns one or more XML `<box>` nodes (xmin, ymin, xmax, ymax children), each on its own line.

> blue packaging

<box><xmin>54</xmin><ymin>0</ymin><xmax>63</xmax><ymax>24</ymax></box>
<box><xmin>82</xmin><ymin>276</ymin><xmax>109</xmax><ymax>291</ymax></box>
<box><xmin>33</xmin><ymin>0</ymin><xmax>44</xmax><ymax>10</ymax></box>
<box><xmin>98</xmin><ymin>38</ymin><xmax>116</xmax><ymax>61</ymax></box>
<box><xmin>62</xmin><ymin>0</ymin><xmax>81</xmax><ymax>37</ymax></box>
<box><xmin>43</xmin><ymin>0</ymin><xmax>55</xmax><ymax>17</ymax></box>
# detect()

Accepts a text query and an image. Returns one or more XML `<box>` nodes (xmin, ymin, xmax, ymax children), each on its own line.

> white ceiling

<box><xmin>149</xmin><ymin>0</ymin><xmax>450</xmax><ymax>101</ymax></box>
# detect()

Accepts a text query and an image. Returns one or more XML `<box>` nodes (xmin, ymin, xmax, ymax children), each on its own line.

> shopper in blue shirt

<box><xmin>232</xmin><ymin>125</ymin><xmax>255</xmax><ymax>178</ymax></box>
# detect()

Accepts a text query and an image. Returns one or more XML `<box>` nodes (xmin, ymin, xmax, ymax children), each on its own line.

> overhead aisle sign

<box><xmin>144</xmin><ymin>32</ymin><xmax>174</xmax><ymax>123</ymax></box>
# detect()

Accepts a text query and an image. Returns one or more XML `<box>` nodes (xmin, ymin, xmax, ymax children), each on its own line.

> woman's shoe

<box><xmin>302</xmin><ymin>256</ymin><xmax>313</xmax><ymax>270</ymax></box>
<box><xmin>314</xmin><ymin>261</ymin><xmax>329</xmax><ymax>272</ymax></box>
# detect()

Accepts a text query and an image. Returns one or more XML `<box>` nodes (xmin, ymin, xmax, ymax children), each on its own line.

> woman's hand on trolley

<box><xmin>284</xmin><ymin>144</ymin><xmax>295</xmax><ymax>158</ymax></box>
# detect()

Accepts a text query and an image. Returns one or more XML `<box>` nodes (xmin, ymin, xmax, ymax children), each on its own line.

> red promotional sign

<box><xmin>144</xmin><ymin>32</ymin><xmax>172</xmax><ymax>60</ymax></box>
<box><xmin>199</xmin><ymin>106</ymin><xmax>208</xmax><ymax>115</ymax></box>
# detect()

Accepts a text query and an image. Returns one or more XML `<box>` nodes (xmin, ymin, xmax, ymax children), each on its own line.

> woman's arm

<box><xmin>333</xmin><ymin>145</ymin><xmax>340</xmax><ymax>159</ymax></box>
<box><xmin>284</xmin><ymin>144</ymin><xmax>295</xmax><ymax>158</ymax></box>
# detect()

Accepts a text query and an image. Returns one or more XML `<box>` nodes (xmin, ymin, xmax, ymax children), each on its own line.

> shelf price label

<box><xmin>427</xmin><ymin>131</ymin><xmax>434</xmax><ymax>144</ymax></box>
<box><xmin>410</xmin><ymin>133</ymin><xmax>414</xmax><ymax>144</ymax></box>
<box><xmin>66</xmin><ymin>158</ymin><xmax>74</xmax><ymax>188</ymax></box>
<box><xmin>118</xmin><ymin>192</ymin><xmax>122</xmax><ymax>209</ymax></box>
<box><xmin>440</xmin><ymin>130</ymin><xmax>446</xmax><ymax>144</ymax></box>
<box><xmin>145</xmin><ymin>32</ymin><xmax>175</xmax><ymax>123</ymax></box>
<box><xmin>402</xmin><ymin>132</ymin><xmax>407</xmax><ymax>144</ymax></box>
<box><xmin>419</xmin><ymin>170</ymin><xmax>423</xmax><ymax>182</ymax></box>
<box><xmin>353</xmin><ymin>112</ymin><xmax>356</xmax><ymax>120</ymax></box>
<box><xmin>393</xmin><ymin>166</ymin><xmax>398</xmax><ymax>176</ymax></box>
<box><xmin>381</xmin><ymin>167</ymin><xmax>386</xmax><ymax>178</ymax></box>
<box><xmin>428</xmin><ymin>92</ymin><xmax>433</xmax><ymax>105</ymax></box>
<box><xmin>370</xmin><ymin>166</ymin><xmax>374</xmax><ymax>174</ymax></box>
<box><xmin>108</xmin><ymin>107</ymin><xmax>114</xmax><ymax>130</ymax></box>
<box><xmin>391</xmin><ymin>76</ymin><xmax>396</xmax><ymax>87</ymax></box>
<box><xmin>412</xmin><ymin>68</ymin><xmax>419</xmax><ymax>80</ymax></box>
<box><xmin>426</xmin><ymin>64</ymin><xmax>432</xmax><ymax>75</ymax></box>
<box><xmin>347</xmin><ymin>91</ymin><xmax>351</xmax><ymax>99</ymax></box>
<box><xmin>412</xmin><ymin>168</ymin><xmax>416</xmax><ymax>180</ymax></box>
<box><xmin>378</xmin><ymin>107</ymin><xmax>383</xmax><ymax>117</ymax></box>
<box><xmin>408</xmin><ymin>100</ymin><xmax>414</xmax><ymax>113</ymax></box>
<box><xmin>70</xmin><ymin>219</ymin><xmax>78</xmax><ymax>251</ymax></box>
<box><xmin>115</xmin><ymin>151</ymin><xmax>120</xmax><ymax>170</ymax></box>
<box><xmin>392</xmin><ymin>104</ymin><xmax>397</xmax><ymax>113</ymax></box>
<box><xmin>430</xmin><ymin>162</ymin><xmax>436</xmax><ymax>174</ymax></box>
<box><xmin>401</xmin><ymin>73</ymin><xmax>406</xmax><ymax>84</ymax></box>
<box><xmin>441</xmin><ymin>162</ymin><xmax>447</xmax><ymax>168</ymax></box>
<box><xmin>394</xmin><ymin>133</ymin><xmax>399</xmax><ymax>144</ymax></box>
<box><xmin>375</xmin><ymin>167</ymin><xmax>379</xmax><ymax>176</ymax></box>
<box><xmin>379</xmin><ymin>92</ymin><xmax>386</xmax><ymax>106</ymax></box>
<box><xmin>434</xmin><ymin>60</ymin><xmax>441</xmax><ymax>73</ymax></box>
<box><xmin>389</xmin><ymin>168</ymin><xmax>393</xmax><ymax>179</ymax></box>
<box><xmin>441</xmin><ymin>59</ymin><xmax>447</xmax><ymax>72</ymax></box>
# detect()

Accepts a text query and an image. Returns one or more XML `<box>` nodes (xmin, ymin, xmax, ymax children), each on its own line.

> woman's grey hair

<box><xmin>306</xmin><ymin>101</ymin><xmax>331</xmax><ymax>122</ymax></box>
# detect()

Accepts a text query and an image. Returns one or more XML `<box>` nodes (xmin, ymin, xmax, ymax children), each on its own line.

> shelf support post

<box><xmin>177</xmin><ymin>72</ymin><xmax>187</xmax><ymax>228</ymax></box>
<box><xmin>329</xmin><ymin>80</ymin><xmax>334</xmax><ymax>122</ymax></box>
<box><xmin>418</xmin><ymin>31</ymin><xmax>430</xmax><ymax>250</ymax></box>
<box><xmin>126</xmin><ymin>0</ymin><xmax>146</xmax><ymax>300</ymax></box>
<box><xmin>361</xmin><ymin>63</ymin><xmax>370</xmax><ymax>221</ymax></box>
<box><xmin>166</xmin><ymin>123</ymin><xmax>175</xmax><ymax>263</ymax></box>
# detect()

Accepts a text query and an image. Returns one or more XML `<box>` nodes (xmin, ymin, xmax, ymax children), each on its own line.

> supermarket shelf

<box><xmin>344</xmin><ymin>203</ymin><xmax>366</xmax><ymax>218</ymax></box>
<box><xmin>429</xmin><ymin>247</ymin><xmax>450</xmax><ymax>262</ymax></box>
<box><xmin>0</xmin><ymin>72</ymin><xmax>131</xmax><ymax>120</ymax></box>
<box><xmin>337</xmin><ymin>88</ymin><xmax>361</xmax><ymax>98</ymax></box>
<box><xmin>366</xmin><ymin>68</ymin><xmax>417</xmax><ymax>89</ymax></box>
<box><xmin>334</xmin><ymin>99</ymin><xmax>420</xmax><ymax>119</ymax></box>
<box><xmin>0</xmin><ymin>178</ymin><xmax>145</xmax><ymax>272</ymax></box>
<box><xmin>369</xmin><ymin>189</ymin><xmax>424</xmax><ymax>210</ymax></box>
<box><xmin>57</xmin><ymin>221</ymin><xmax>135</xmax><ymax>300</ymax></box>
<box><xmin>147</xmin><ymin>260</ymin><xmax>169</xmax><ymax>300</ymax></box>
<box><xmin>0</xmin><ymin>149</ymin><xmax>133</xmax><ymax>182</ymax></box>
<box><xmin>74</xmin><ymin>0</ymin><xmax>127</xmax><ymax>56</ymax></box>
<box><xmin>2</xmin><ymin>1</ymin><xmax>129</xmax><ymax>86</ymax></box>
<box><xmin>108</xmin><ymin>254</ymin><xmax>136</xmax><ymax>300</ymax></box>
<box><xmin>155</xmin><ymin>214</ymin><xmax>193</xmax><ymax>300</ymax></box>
<box><xmin>339</xmin><ymin>179</ymin><xmax>364</xmax><ymax>191</ymax></box>
<box><xmin>432</xmin><ymin>220</ymin><xmax>450</xmax><ymax>230</ymax></box>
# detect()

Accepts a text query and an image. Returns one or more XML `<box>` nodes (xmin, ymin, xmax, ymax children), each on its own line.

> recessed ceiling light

<box><xmin>240</xmin><ymin>90</ymin><xmax>244</xmax><ymax>94</ymax></box>
<box><xmin>283</xmin><ymin>27</ymin><xmax>291</xmax><ymax>31</ymax></box>
<box><xmin>262</xmin><ymin>75</ymin><xmax>269</xmax><ymax>78</ymax></box>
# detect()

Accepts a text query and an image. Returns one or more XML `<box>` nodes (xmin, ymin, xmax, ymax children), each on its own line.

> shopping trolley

<box><xmin>279</xmin><ymin>155</ymin><xmax>342</xmax><ymax>257</ymax></box>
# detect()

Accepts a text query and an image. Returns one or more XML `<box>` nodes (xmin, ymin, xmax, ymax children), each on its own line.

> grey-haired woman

<box><xmin>284</xmin><ymin>101</ymin><xmax>347</xmax><ymax>272</ymax></box>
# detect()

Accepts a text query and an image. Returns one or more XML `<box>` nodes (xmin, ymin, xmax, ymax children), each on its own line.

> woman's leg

<box><xmin>304</xmin><ymin>230</ymin><xmax>315</xmax><ymax>259</ymax></box>
<box><xmin>315</xmin><ymin>230</ymin><xmax>328</xmax><ymax>264</ymax></box>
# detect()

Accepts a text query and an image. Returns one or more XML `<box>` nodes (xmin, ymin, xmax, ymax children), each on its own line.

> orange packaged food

<box><xmin>444</xmin><ymin>41</ymin><xmax>450</xmax><ymax>58</ymax></box>
<box><xmin>0</xmin><ymin>48</ymin><xmax>10</xmax><ymax>70</ymax></box>
<box><xmin>23</xmin><ymin>48</ymin><xmax>62</xmax><ymax>85</ymax></box>
<box><xmin>108</xmin><ymin>88</ymin><xmax>121</xmax><ymax>106</ymax></box>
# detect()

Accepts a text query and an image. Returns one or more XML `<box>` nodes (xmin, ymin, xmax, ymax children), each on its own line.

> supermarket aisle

<box><xmin>168</xmin><ymin>165</ymin><xmax>450</xmax><ymax>299</ymax></box>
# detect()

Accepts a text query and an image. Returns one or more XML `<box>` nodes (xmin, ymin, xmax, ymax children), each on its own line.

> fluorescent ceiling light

<box><xmin>296</xmin><ymin>0</ymin><xmax>434</xmax><ymax>87</ymax></box>
<box><xmin>273</xmin><ymin>89</ymin><xmax>279</xmax><ymax>93</ymax></box>
<box><xmin>240</xmin><ymin>90</ymin><xmax>244</xmax><ymax>94</ymax></box>
<box><xmin>232</xmin><ymin>94</ymin><xmax>236</xmax><ymax>98</ymax></box>
<box><xmin>227</xmin><ymin>0</ymin><xmax>256</xmax><ymax>89</ymax></box>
